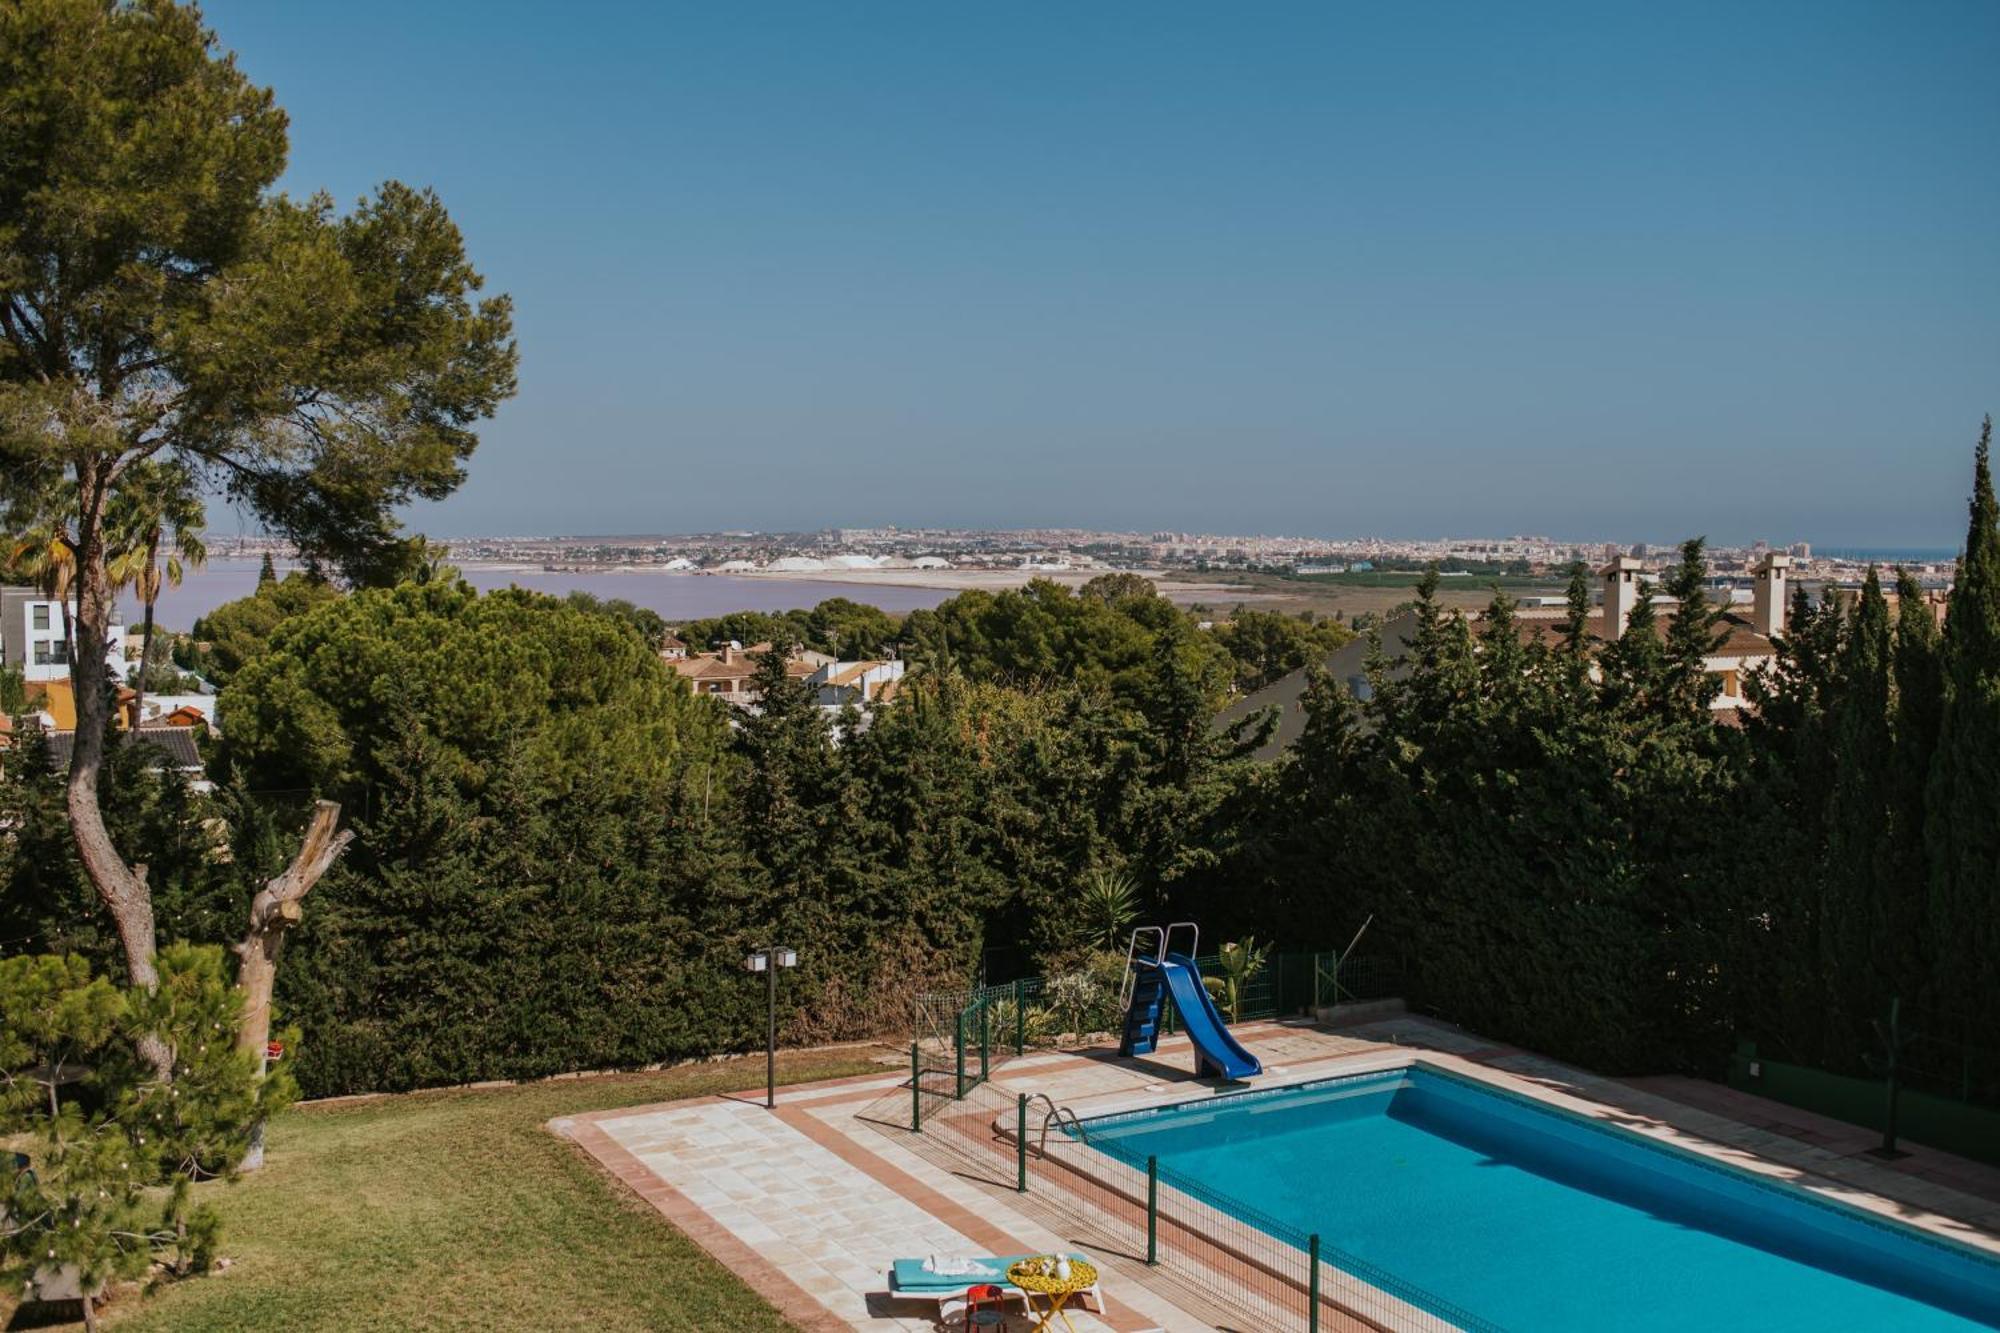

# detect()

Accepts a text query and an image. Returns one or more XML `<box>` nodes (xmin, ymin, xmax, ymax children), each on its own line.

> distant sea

<box><xmin>119</xmin><ymin>559</ymin><xmax>958</xmax><ymax>632</ymax></box>
<box><xmin>1814</xmin><ymin>547</ymin><xmax>1958</xmax><ymax>564</ymax></box>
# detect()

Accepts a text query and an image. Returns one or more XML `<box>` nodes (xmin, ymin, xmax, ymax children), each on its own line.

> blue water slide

<box><xmin>1123</xmin><ymin>952</ymin><xmax>1262</xmax><ymax>1081</ymax></box>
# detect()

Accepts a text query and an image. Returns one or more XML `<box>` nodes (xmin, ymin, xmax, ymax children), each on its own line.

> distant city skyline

<box><xmin>201</xmin><ymin>1</ymin><xmax>1998</xmax><ymax>546</ymax></box>
<box><xmin>202</xmin><ymin>525</ymin><xmax>1962</xmax><ymax>567</ymax></box>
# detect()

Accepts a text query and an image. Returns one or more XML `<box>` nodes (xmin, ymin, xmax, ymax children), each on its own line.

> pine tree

<box><xmin>257</xmin><ymin>551</ymin><xmax>277</xmax><ymax>586</ymax></box>
<box><xmin>1925</xmin><ymin>417</ymin><xmax>2000</xmax><ymax>1047</ymax></box>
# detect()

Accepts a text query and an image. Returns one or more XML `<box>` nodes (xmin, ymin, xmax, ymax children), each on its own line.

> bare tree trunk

<box><xmin>65</xmin><ymin>468</ymin><xmax>156</xmax><ymax>973</ymax></box>
<box><xmin>65</xmin><ymin>462</ymin><xmax>173</xmax><ymax>1080</ymax></box>
<box><xmin>235</xmin><ymin>800</ymin><xmax>352</xmax><ymax>1170</ymax></box>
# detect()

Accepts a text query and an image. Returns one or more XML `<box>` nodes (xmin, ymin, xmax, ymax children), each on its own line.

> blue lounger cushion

<box><xmin>890</xmin><ymin>1253</ymin><xmax>1091</xmax><ymax>1293</ymax></box>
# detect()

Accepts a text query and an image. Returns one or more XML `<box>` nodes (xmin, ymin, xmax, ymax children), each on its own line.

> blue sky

<box><xmin>202</xmin><ymin>1</ymin><xmax>1999</xmax><ymax>546</ymax></box>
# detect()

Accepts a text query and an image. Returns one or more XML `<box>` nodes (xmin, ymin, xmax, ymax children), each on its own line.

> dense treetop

<box><xmin>182</xmin><ymin>572</ymin><xmax>342</xmax><ymax>685</ymax></box>
<box><xmin>217</xmin><ymin>579</ymin><xmax>726</xmax><ymax>806</ymax></box>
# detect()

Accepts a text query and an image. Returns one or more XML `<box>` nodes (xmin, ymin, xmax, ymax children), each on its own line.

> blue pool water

<box><xmin>1078</xmin><ymin>1066</ymin><xmax>2000</xmax><ymax>1331</ymax></box>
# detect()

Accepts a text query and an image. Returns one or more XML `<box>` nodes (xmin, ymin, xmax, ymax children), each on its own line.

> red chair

<box><xmin>963</xmin><ymin>1282</ymin><xmax>1007</xmax><ymax>1330</ymax></box>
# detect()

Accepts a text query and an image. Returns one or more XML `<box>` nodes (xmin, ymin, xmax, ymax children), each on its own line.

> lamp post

<box><xmin>745</xmin><ymin>947</ymin><xmax>797</xmax><ymax>1109</ymax></box>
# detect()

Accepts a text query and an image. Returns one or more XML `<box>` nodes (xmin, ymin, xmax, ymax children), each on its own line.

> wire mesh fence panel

<box><xmin>1272</xmin><ymin>952</ymin><xmax>1320</xmax><ymax>1016</ymax></box>
<box><xmin>863</xmin><ymin>1054</ymin><xmax>1494</xmax><ymax>1332</ymax></box>
<box><xmin>1896</xmin><ymin>1001</ymin><xmax>2000</xmax><ymax>1109</ymax></box>
<box><xmin>1192</xmin><ymin>952</ymin><xmax>1278</xmax><ymax>1023</ymax></box>
<box><xmin>873</xmin><ymin>952</ymin><xmax>1502</xmax><ymax>1328</ymax></box>
<box><xmin>1316</xmin><ymin>953</ymin><xmax>1404</xmax><ymax>1009</ymax></box>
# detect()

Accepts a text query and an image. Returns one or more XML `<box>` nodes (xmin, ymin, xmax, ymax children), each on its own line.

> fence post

<box><xmin>1145</xmin><ymin>1155</ymin><xmax>1159</xmax><ymax>1265</ymax></box>
<box><xmin>1308</xmin><ymin>1233</ymin><xmax>1321</xmax><ymax>1333</ymax></box>
<box><xmin>1013</xmin><ymin>978</ymin><xmax>1025</xmax><ymax>1055</ymax></box>
<box><xmin>910</xmin><ymin>1041</ymin><xmax>921</xmax><ymax>1133</ymax></box>
<box><xmin>955</xmin><ymin>1009</ymin><xmax>966</xmax><ymax>1099</ymax></box>
<box><xmin>1016</xmin><ymin>1093</ymin><xmax>1029</xmax><ymax>1193</ymax></box>
<box><xmin>980</xmin><ymin>999</ymin><xmax>990</xmax><ymax>1083</ymax></box>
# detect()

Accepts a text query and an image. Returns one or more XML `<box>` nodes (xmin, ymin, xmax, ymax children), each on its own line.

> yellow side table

<box><xmin>1006</xmin><ymin>1258</ymin><xmax>1099</xmax><ymax>1333</ymax></box>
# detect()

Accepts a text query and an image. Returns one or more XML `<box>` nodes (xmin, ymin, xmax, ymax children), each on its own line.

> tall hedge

<box><xmin>193</xmin><ymin>577</ymin><xmax>1250</xmax><ymax>1095</ymax></box>
<box><xmin>1226</xmin><ymin>434</ymin><xmax>2000</xmax><ymax>1096</ymax></box>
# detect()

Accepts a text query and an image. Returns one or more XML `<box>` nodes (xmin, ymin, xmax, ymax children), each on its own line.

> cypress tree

<box><xmin>1737</xmin><ymin>584</ymin><xmax>1847</xmax><ymax>1056</ymax></box>
<box><xmin>1598</xmin><ymin>575</ymin><xmax>1667</xmax><ymax>718</ymax></box>
<box><xmin>1560</xmin><ymin>560</ymin><xmax>1592</xmax><ymax>662</ymax></box>
<box><xmin>1925</xmin><ymin>417</ymin><xmax>2000</xmax><ymax>1046</ymax></box>
<box><xmin>1822</xmin><ymin>568</ymin><xmax>1893</xmax><ymax>1064</ymax></box>
<box><xmin>1662</xmin><ymin>538</ymin><xmax>1726</xmax><ymax>720</ymax></box>
<box><xmin>1884</xmin><ymin>568</ymin><xmax>1943</xmax><ymax>1010</ymax></box>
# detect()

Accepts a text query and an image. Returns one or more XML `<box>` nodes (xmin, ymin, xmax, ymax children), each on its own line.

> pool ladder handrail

<box><xmin>1027</xmin><ymin>1092</ymin><xmax>1088</xmax><ymax>1154</ymax></box>
<box><xmin>1116</xmin><ymin>922</ymin><xmax>1200</xmax><ymax>1014</ymax></box>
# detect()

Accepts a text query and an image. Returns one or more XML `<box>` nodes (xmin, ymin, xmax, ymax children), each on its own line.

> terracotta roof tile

<box><xmin>1480</xmin><ymin>609</ymin><xmax>1775</xmax><ymax>660</ymax></box>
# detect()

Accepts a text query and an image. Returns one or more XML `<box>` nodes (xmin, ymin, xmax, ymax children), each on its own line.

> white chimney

<box><xmin>1601</xmin><ymin>557</ymin><xmax>1643</xmax><ymax>641</ymax></box>
<box><xmin>1753</xmin><ymin>553</ymin><xmax>1791</xmax><ymax>638</ymax></box>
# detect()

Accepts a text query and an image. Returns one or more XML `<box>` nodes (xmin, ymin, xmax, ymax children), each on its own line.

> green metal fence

<box><xmin>910</xmin><ymin>945</ymin><xmax>1400</xmax><ymax>1131</ymax></box>
<box><xmin>872</xmin><ymin>1052</ymin><xmax>1490</xmax><ymax>1331</ymax></box>
<box><xmin>910</xmin><ymin>975</ymin><xmax>1066</xmax><ymax>1127</ymax></box>
<box><xmin>1314</xmin><ymin>952</ymin><xmax>1402</xmax><ymax>1009</ymax></box>
<box><xmin>878</xmin><ymin>941</ymin><xmax>1463</xmax><ymax>1327</ymax></box>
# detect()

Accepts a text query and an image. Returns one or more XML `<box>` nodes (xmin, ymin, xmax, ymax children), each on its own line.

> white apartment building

<box><xmin>0</xmin><ymin>587</ymin><xmax>127</xmax><ymax>684</ymax></box>
<box><xmin>810</xmin><ymin>658</ymin><xmax>906</xmax><ymax>710</ymax></box>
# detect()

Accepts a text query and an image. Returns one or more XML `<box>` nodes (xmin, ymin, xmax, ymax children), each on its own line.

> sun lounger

<box><xmin>884</xmin><ymin>1252</ymin><xmax>1104</xmax><ymax>1313</ymax></box>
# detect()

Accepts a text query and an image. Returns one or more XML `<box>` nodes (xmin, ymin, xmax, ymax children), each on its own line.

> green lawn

<box><xmin>16</xmin><ymin>1047</ymin><xmax>888</xmax><ymax>1332</ymax></box>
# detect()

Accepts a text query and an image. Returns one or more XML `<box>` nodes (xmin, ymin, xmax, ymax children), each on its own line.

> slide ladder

<box><xmin>1117</xmin><ymin>926</ymin><xmax>1262</xmax><ymax>1082</ymax></box>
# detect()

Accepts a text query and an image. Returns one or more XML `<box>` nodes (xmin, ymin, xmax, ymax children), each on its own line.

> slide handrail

<box><xmin>1119</xmin><ymin>923</ymin><xmax>1201</xmax><ymax>1013</ymax></box>
<box><xmin>1118</xmin><ymin>927</ymin><xmax>1165</xmax><ymax>1012</ymax></box>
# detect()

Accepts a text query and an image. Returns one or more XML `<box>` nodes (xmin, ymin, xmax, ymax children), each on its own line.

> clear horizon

<box><xmin>200</xmin><ymin>1</ymin><xmax>2000</xmax><ymax>547</ymax></box>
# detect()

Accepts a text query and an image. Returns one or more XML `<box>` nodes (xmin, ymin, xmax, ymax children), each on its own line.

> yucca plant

<box><xmin>1078</xmin><ymin>867</ymin><xmax>1141</xmax><ymax>952</ymax></box>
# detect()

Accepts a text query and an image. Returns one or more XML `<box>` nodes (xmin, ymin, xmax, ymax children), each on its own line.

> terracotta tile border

<box><xmin>1619</xmin><ymin>1073</ymin><xmax>2000</xmax><ymax>1209</ymax></box>
<box><xmin>560</xmin><ymin>1116</ymin><xmax>853</xmax><ymax>1333</ymax></box>
<box><xmin>562</xmin><ymin>1094</ymin><xmax>1153</xmax><ymax>1331</ymax></box>
<box><xmin>563</xmin><ymin>1020</ymin><xmax>2000</xmax><ymax>1333</ymax></box>
<box><xmin>773</xmin><ymin>1103</ymin><xmax>1158</xmax><ymax>1332</ymax></box>
<box><xmin>918</xmin><ymin>1101</ymin><xmax>1387</xmax><ymax>1333</ymax></box>
<box><xmin>1404</xmin><ymin>1047</ymin><xmax>2000</xmax><ymax>1253</ymax></box>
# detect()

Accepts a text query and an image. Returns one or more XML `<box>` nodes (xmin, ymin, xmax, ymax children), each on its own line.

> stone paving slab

<box><xmin>559</xmin><ymin>1014</ymin><xmax>2000</xmax><ymax>1332</ymax></box>
<box><xmin>570</xmin><ymin>1094</ymin><xmax>1133</xmax><ymax>1331</ymax></box>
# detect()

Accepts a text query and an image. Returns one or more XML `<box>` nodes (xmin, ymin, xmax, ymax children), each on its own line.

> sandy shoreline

<box><xmin>453</xmin><ymin>562</ymin><xmax>1280</xmax><ymax>604</ymax></box>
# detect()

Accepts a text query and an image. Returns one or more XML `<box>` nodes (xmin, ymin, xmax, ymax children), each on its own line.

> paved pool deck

<box><xmin>552</xmin><ymin>1013</ymin><xmax>2000</xmax><ymax>1332</ymax></box>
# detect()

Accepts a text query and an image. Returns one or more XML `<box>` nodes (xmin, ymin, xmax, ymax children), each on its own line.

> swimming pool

<box><xmin>1076</xmin><ymin>1064</ymin><xmax>2000</xmax><ymax>1330</ymax></box>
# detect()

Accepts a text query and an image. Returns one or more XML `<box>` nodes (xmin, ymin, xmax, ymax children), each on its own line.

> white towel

<box><xmin>923</xmin><ymin>1254</ymin><xmax>998</xmax><ymax>1278</ymax></box>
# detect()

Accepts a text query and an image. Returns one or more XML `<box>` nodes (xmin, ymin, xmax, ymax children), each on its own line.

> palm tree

<box><xmin>106</xmin><ymin>463</ymin><xmax>206</xmax><ymax>726</ymax></box>
<box><xmin>6</xmin><ymin>484</ymin><xmax>81</xmax><ymax>675</ymax></box>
